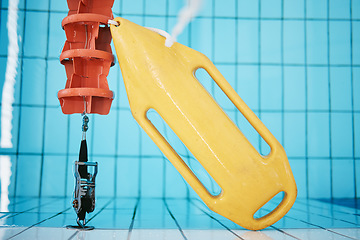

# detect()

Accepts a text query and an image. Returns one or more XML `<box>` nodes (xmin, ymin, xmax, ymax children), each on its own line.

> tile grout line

<box><xmin>288</xmin><ymin>206</ymin><xmax>360</xmax><ymax>226</ymax></box>
<box><xmin>127</xmin><ymin>197</ymin><xmax>140</xmax><ymax>240</ymax></box>
<box><xmin>263</xmin><ymin>206</ymin><xmax>359</xmax><ymax>240</ymax></box>
<box><xmin>0</xmin><ymin>198</ymin><xmax>64</xmax><ymax>220</ymax></box>
<box><xmin>2</xmin><ymin>7</ymin><xmax>360</xmax><ymax>21</ymax></box>
<box><xmin>86</xmin><ymin>198</ymin><xmax>114</xmax><ymax>223</ymax></box>
<box><xmin>3</xmin><ymin>55</ymin><xmax>360</xmax><ymax>67</ymax></box>
<box><xmin>296</xmin><ymin>199</ymin><xmax>360</xmax><ymax>217</ymax></box>
<box><xmin>163</xmin><ymin>199</ymin><xmax>188</xmax><ymax>240</ymax></box>
<box><xmin>6</xmin><ymin>207</ymin><xmax>71</xmax><ymax>240</ymax></box>
<box><xmin>12</xmin><ymin>0</ymin><xmax>28</xmax><ymax>199</ymax></box>
<box><xmin>269</xmin><ymin>225</ymin><xmax>303</xmax><ymax>240</ymax></box>
<box><xmin>38</xmin><ymin>0</ymin><xmax>52</xmax><ymax>198</ymax></box>
<box><xmin>190</xmin><ymin>199</ymin><xmax>245</xmax><ymax>240</ymax></box>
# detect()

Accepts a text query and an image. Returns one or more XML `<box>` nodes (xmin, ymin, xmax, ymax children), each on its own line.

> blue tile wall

<box><xmin>0</xmin><ymin>0</ymin><xmax>358</xmax><ymax>201</ymax></box>
<box><xmin>306</xmin><ymin>21</ymin><xmax>328</xmax><ymax>64</ymax></box>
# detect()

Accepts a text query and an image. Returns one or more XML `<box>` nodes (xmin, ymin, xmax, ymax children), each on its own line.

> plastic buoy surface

<box><xmin>110</xmin><ymin>17</ymin><xmax>297</xmax><ymax>230</ymax></box>
<box><xmin>58</xmin><ymin>0</ymin><xmax>115</xmax><ymax>115</ymax></box>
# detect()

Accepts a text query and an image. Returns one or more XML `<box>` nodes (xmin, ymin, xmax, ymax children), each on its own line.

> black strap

<box><xmin>78</xmin><ymin>139</ymin><xmax>88</xmax><ymax>178</ymax></box>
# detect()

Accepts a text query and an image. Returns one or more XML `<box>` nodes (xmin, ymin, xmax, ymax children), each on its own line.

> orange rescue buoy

<box><xmin>58</xmin><ymin>0</ymin><xmax>115</xmax><ymax>115</ymax></box>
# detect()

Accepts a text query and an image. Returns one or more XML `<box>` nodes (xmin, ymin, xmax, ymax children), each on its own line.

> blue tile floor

<box><xmin>0</xmin><ymin>197</ymin><xmax>359</xmax><ymax>239</ymax></box>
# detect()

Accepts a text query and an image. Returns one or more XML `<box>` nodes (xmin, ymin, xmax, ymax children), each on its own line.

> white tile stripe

<box><xmin>0</xmin><ymin>0</ymin><xmax>20</xmax><ymax>148</ymax></box>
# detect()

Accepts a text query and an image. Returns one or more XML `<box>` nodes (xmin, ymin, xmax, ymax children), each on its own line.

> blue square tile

<box><xmin>122</xmin><ymin>0</ymin><xmax>144</xmax><ymax>15</ymax></box>
<box><xmin>168</xmin><ymin>16</ymin><xmax>189</xmax><ymax>46</ymax></box>
<box><xmin>353</xmin><ymin>22</ymin><xmax>360</xmax><ymax>65</ymax></box>
<box><xmin>118</xmin><ymin>70</ymin><xmax>130</xmax><ymax>109</ymax></box>
<box><xmin>308</xmin><ymin>159</ymin><xmax>331</xmax><ymax>198</ymax></box>
<box><xmin>329</xmin><ymin>0</ymin><xmax>351</xmax><ymax>19</ymax></box>
<box><xmin>260</xmin><ymin>0</ymin><xmax>281</xmax><ymax>18</ymax></box>
<box><xmin>144</xmin><ymin>16</ymin><xmax>166</xmax><ymax>30</ymax></box>
<box><xmin>260</xmin><ymin>66</ymin><xmax>282</xmax><ymax>110</ymax></box>
<box><xmin>117</xmin><ymin>110</ymin><xmax>141</xmax><ymax>156</ymax></box>
<box><xmin>145</xmin><ymin>0</ymin><xmax>166</xmax><ymax>15</ymax></box>
<box><xmin>284</xmin><ymin>0</ymin><xmax>304</xmax><ymax>18</ymax></box>
<box><xmin>168</xmin><ymin>1</ymin><xmax>182</xmax><ymax>16</ymax></box>
<box><xmin>289</xmin><ymin>159</ymin><xmax>307</xmax><ymax>198</ymax></box>
<box><xmin>0</xmin><ymin>106</ymin><xmax>20</xmax><ymax>154</ymax></box>
<box><xmin>117</xmin><ymin>157</ymin><xmax>140</xmax><ymax>197</ymax></box>
<box><xmin>94</xmin><ymin>156</ymin><xmax>115</xmax><ymax>197</ymax></box>
<box><xmin>68</xmin><ymin>114</ymin><xmax>83</xmax><ymax>155</ymax></box>
<box><xmin>306</xmin><ymin>21</ymin><xmax>328</xmax><ymax>64</ymax></box>
<box><xmin>237</xmin><ymin>111</ymin><xmax>261</xmax><ymax>153</ymax></box>
<box><xmin>50</xmin><ymin>0</ymin><xmax>68</xmax><ymax>12</ymax></box>
<box><xmin>284</xmin><ymin>66</ymin><xmax>305</xmax><ymax>110</ymax></box>
<box><xmin>283</xmin><ymin>21</ymin><xmax>305</xmax><ymax>64</ymax></box>
<box><xmin>93</xmin><ymin>110</ymin><xmax>117</xmax><ymax>156</ymax></box>
<box><xmin>333</xmin><ymin>159</ymin><xmax>355</xmax><ymax>198</ymax></box>
<box><xmin>308</xmin><ymin>112</ymin><xmax>330</xmax><ymax>157</ymax></box>
<box><xmin>107</xmin><ymin>63</ymin><xmax>119</xmax><ymax>109</ymax></box>
<box><xmin>355</xmin><ymin>113</ymin><xmax>360</xmax><ymax>158</ymax></box>
<box><xmin>1</xmin><ymin>0</ymin><xmax>25</xmax><ymax>8</ymax></box>
<box><xmin>26</xmin><ymin>0</ymin><xmax>49</xmax><ymax>11</ymax></box>
<box><xmin>214</xmin><ymin>19</ymin><xmax>236</xmax><ymax>63</ymax></box>
<box><xmin>165</xmin><ymin>160</ymin><xmax>189</xmax><ymax>198</ymax></box>
<box><xmin>195</xmin><ymin>68</ymin><xmax>213</xmax><ymax>96</ymax></box>
<box><xmin>306</xmin><ymin>0</ymin><xmax>327</xmax><ymax>19</ymax></box>
<box><xmin>0</xmin><ymin>10</ymin><xmax>8</xmax><ymax>56</ymax></box>
<box><xmin>165</xmin><ymin>124</ymin><xmax>188</xmax><ymax>157</ymax></box>
<box><xmin>0</xmin><ymin>10</ymin><xmax>25</xmax><ymax>57</ymax></box>
<box><xmin>112</xmin><ymin>0</ymin><xmax>121</xmax><ymax>14</ymax></box>
<box><xmin>260</xmin><ymin>20</ymin><xmax>281</xmax><ymax>63</ymax></box>
<box><xmin>18</xmin><ymin>107</ymin><xmax>44</xmax><ymax>153</ymax></box>
<box><xmin>353</xmin><ymin>0</ymin><xmax>360</xmax><ymax>19</ymax></box>
<box><xmin>238</xmin><ymin>0</ymin><xmax>259</xmax><ymax>18</ymax></box>
<box><xmin>21</xmin><ymin>59</ymin><xmax>45</xmax><ymax>105</ymax></box>
<box><xmin>331</xmin><ymin>113</ymin><xmax>353</xmax><ymax>158</ymax></box>
<box><xmin>214</xmin><ymin>64</ymin><xmax>236</xmax><ymax>110</ymax></box>
<box><xmin>23</xmin><ymin>11</ymin><xmax>49</xmax><ymax>58</ymax></box>
<box><xmin>237</xmin><ymin>65</ymin><xmax>259</xmax><ymax>110</ymax></box>
<box><xmin>284</xmin><ymin>113</ymin><xmax>306</xmax><ymax>157</ymax></box>
<box><xmin>0</xmin><ymin>57</ymin><xmax>22</xmax><ymax>105</ymax></box>
<box><xmin>141</xmin><ymin>157</ymin><xmax>164</xmax><ymax>197</ymax></box>
<box><xmin>0</xmin><ymin>155</ymin><xmax>17</xmax><ymax>197</ymax></box>
<box><xmin>330</xmin><ymin>67</ymin><xmax>352</xmax><ymax>111</ymax></box>
<box><xmin>329</xmin><ymin>22</ymin><xmax>351</xmax><ymax>65</ymax></box>
<box><xmin>41</xmin><ymin>155</ymin><xmax>66</xmax><ymax>197</ymax></box>
<box><xmin>43</xmin><ymin>108</ymin><xmax>68</xmax><ymax>154</ymax></box>
<box><xmin>191</xmin><ymin>18</ymin><xmax>213</xmax><ymax>58</ymax></box>
<box><xmin>307</xmin><ymin>67</ymin><xmax>329</xmax><ymax>110</ymax></box>
<box><xmin>48</xmin><ymin>12</ymin><xmax>66</xmax><ymax>59</ymax></box>
<box><xmin>357</xmin><ymin>160</ymin><xmax>360</xmax><ymax>198</ymax></box>
<box><xmin>16</xmin><ymin>155</ymin><xmax>41</xmax><ymax>197</ymax></box>
<box><xmin>121</xmin><ymin>15</ymin><xmax>143</xmax><ymax>26</ymax></box>
<box><xmin>46</xmin><ymin>60</ymin><xmax>66</xmax><ymax>107</ymax></box>
<box><xmin>215</xmin><ymin>0</ymin><xmax>235</xmax><ymax>17</ymax></box>
<box><xmin>139</xmin><ymin>129</ymin><xmax>164</xmax><ymax>159</ymax></box>
<box><xmin>65</xmin><ymin>154</ymin><xmax>76</xmax><ymax>196</ymax></box>
<box><xmin>197</xmin><ymin>0</ymin><xmax>213</xmax><ymax>17</ymax></box>
<box><xmin>260</xmin><ymin>112</ymin><xmax>282</xmax><ymax>154</ymax></box>
<box><xmin>237</xmin><ymin>20</ymin><xmax>259</xmax><ymax>63</ymax></box>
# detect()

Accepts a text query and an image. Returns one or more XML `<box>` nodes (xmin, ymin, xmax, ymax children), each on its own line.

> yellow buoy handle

<box><xmin>247</xmin><ymin>191</ymin><xmax>296</xmax><ymax>230</ymax></box>
<box><xmin>135</xmin><ymin>108</ymin><xmax>219</xmax><ymax>203</ymax></box>
<box><xmin>192</xmin><ymin>53</ymin><xmax>282</xmax><ymax>159</ymax></box>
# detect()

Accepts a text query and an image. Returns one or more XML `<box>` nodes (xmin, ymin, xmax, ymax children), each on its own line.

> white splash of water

<box><xmin>0</xmin><ymin>155</ymin><xmax>12</xmax><ymax>212</ymax></box>
<box><xmin>170</xmin><ymin>0</ymin><xmax>204</xmax><ymax>42</ymax></box>
<box><xmin>1</xmin><ymin>0</ymin><xmax>20</xmax><ymax>148</ymax></box>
